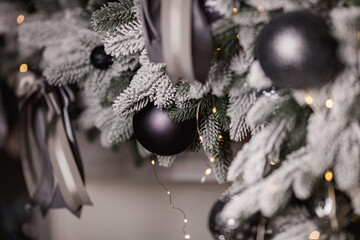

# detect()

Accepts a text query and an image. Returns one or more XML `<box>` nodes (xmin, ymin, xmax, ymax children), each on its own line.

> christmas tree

<box><xmin>1</xmin><ymin>0</ymin><xmax>360</xmax><ymax>239</ymax></box>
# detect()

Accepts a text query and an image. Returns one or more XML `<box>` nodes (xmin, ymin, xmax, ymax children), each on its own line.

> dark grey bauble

<box><xmin>133</xmin><ymin>103</ymin><xmax>197</xmax><ymax>156</ymax></box>
<box><xmin>256</xmin><ymin>11</ymin><xmax>337</xmax><ymax>89</ymax></box>
<box><xmin>307</xmin><ymin>186</ymin><xmax>354</xmax><ymax>232</ymax></box>
<box><xmin>209</xmin><ymin>197</ymin><xmax>267</xmax><ymax>240</ymax></box>
<box><xmin>90</xmin><ymin>45</ymin><xmax>113</xmax><ymax>70</ymax></box>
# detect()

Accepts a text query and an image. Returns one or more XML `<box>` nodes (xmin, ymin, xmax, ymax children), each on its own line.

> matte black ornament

<box><xmin>90</xmin><ymin>45</ymin><xmax>113</xmax><ymax>70</ymax></box>
<box><xmin>133</xmin><ymin>103</ymin><xmax>197</xmax><ymax>156</ymax></box>
<box><xmin>256</xmin><ymin>11</ymin><xmax>338</xmax><ymax>89</ymax></box>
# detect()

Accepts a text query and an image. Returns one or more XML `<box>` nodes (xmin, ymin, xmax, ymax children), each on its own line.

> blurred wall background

<box><xmin>32</xmin><ymin>132</ymin><xmax>226</xmax><ymax>240</ymax></box>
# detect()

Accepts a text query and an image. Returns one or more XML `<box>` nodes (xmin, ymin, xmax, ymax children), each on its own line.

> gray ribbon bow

<box><xmin>17</xmin><ymin>75</ymin><xmax>91</xmax><ymax>216</ymax></box>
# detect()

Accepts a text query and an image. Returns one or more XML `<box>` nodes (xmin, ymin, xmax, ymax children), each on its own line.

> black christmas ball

<box><xmin>256</xmin><ymin>11</ymin><xmax>338</xmax><ymax>89</ymax></box>
<box><xmin>209</xmin><ymin>197</ymin><xmax>261</xmax><ymax>240</ymax></box>
<box><xmin>307</xmin><ymin>184</ymin><xmax>356</xmax><ymax>232</ymax></box>
<box><xmin>90</xmin><ymin>45</ymin><xmax>113</xmax><ymax>70</ymax></box>
<box><xmin>133</xmin><ymin>103</ymin><xmax>197</xmax><ymax>156</ymax></box>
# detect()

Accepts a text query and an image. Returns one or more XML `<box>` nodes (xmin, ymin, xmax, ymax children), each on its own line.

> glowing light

<box><xmin>351</xmin><ymin>216</ymin><xmax>360</xmax><ymax>223</ymax></box>
<box><xmin>17</xmin><ymin>15</ymin><xmax>25</xmax><ymax>24</ymax></box>
<box><xmin>19</xmin><ymin>64</ymin><xmax>28</xmax><ymax>73</ymax></box>
<box><xmin>185</xmin><ymin>234</ymin><xmax>191</xmax><ymax>239</ymax></box>
<box><xmin>236</xmin><ymin>34</ymin><xmax>240</xmax><ymax>40</ymax></box>
<box><xmin>325</xmin><ymin>170</ymin><xmax>333</xmax><ymax>182</ymax></box>
<box><xmin>227</xmin><ymin>218</ymin><xmax>236</xmax><ymax>226</ymax></box>
<box><xmin>212</xmin><ymin>107</ymin><xmax>217</xmax><ymax>114</ymax></box>
<box><xmin>210</xmin><ymin>157</ymin><xmax>215</xmax><ymax>163</ymax></box>
<box><xmin>325</xmin><ymin>99</ymin><xmax>334</xmax><ymax>109</ymax></box>
<box><xmin>184</xmin><ymin>219</ymin><xmax>188</xmax><ymax>223</ymax></box>
<box><xmin>269</xmin><ymin>184</ymin><xmax>278</xmax><ymax>194</ymax></box>
<box><xmin>270</xmin><ymin>161</ymin><xmax>277</xmax><ymax>166</ymax></box>
<box><xmin>201</xmin><ymin>176</ymin><xmax>206</xmax><ymax>183</ymax></box>
<box><xmin>216</xmin><ymin>47</ymin><xmax>221</xmax><ymax>51</ymax></box>
<box><xmin>199</xmin><ymin>136</ymin><xmax>203</xmax><ymax>142</ymax></box>
<box><xmin>205</xmin><ymin>168</ymin><xmax>212</xmax><ymax>176</ymax></box>
<box><xmin>257</xmin><ymin>6</ymin><xmax>265</xmax><ymax>12</ymax></box>
<box><xmin>309</xmin><ymin>231</ymin><xmax>320</xmax><ymax>240</ymax></box>
<box><xmin>304</xmin><ymin>94</ymin><xmax>314</xmax><ymax>105</ymax></box>
<box><xmin>167</xmin><ymin>191</ymin><xmax>171</xmax><ymax>195</ymax></box>
<box><xmin>151</xmin><ymin>160</ymin><xmax>155</xmax><ymax>165</ymax></box>
<box><xmin>218</xmin><ymin>135</ymin><xmax>223</xmax><ymax>140</ymax></box>
<box><xmin>233</xmin><ymin>8</ymin><xmax>238</xmax><ymax>14</ymax></box>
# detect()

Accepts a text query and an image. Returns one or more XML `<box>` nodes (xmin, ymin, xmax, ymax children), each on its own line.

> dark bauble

<box><xmin>90</xmin><ymin>45</ymin><xmax>113</xmax><ymax>70</ymax></box>
<box><xmin>133</xmin><ymin>103</ymin><xmax>197</xmax><ymax>156</ymax></box>
<box><xmin>307</xmin><ymin>184</ymin><xmax>354</xmax><ymax>232</ymax></box>
<box><xmin>209</xmin><ymin>197</ymin><xmax>260</xmax><ymax>240</ymax></box>
<box><xmin>256</xmin><ymin>11</ymin><xmax>337</xmax><ymax>89</ymax></box>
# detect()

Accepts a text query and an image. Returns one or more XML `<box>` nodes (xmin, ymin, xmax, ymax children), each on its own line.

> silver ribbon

<box><xmin>46</xmin><ymin>90</ymin><xmax>92</xmax><ymax>214</ymax></box>
<box><xmin>159</xmin><ymin>0</ymin><xmax>213</xmax><ymax>83</ymax></box>
<box><xmin>161</xmin><ymin>0</ymin><xmax>195</xmax><ymax>82</ymax></box>
<box><xmin>17</xmin><ymin>75</ymin><xmax>91</xmax><ymax>216</ymax></box>
<box><xmin>140</xmin><ymin>0</ymin><xmax>213</xmax><ymax>83</ymax></box>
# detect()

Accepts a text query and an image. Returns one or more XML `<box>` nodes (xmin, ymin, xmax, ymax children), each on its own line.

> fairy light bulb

<box><xmin>212</xmin><ymin>107</ymin><xmax>217</xmax><ymax>114</ymax></box>
<box><xmin>205</xmin><ymin>168</ymin><xmax>212</xmax><ymax>176</ymax></box>
<box><xmin>270</xmin><ymin>161</ymin><xmax>277</xmax><ymax>166</ymax></box>
<box><xmin>167</xmin><ymin>190</ymin><xmax>171</xmax><ymax>195</ymax></box>
<box><xmin>19</xmin><ymin>64</ymin><xmax>28</xmax><ymax>73</ymax></box>
<box><xmin>309</xmin><ymin>231</ymin><xmax>320</xmax><ymax>240</ymax></box>
<box><xmin>185</xmin><ymin>234</ymin><xmax>191</xmax><ymax>239</ymax></box>
<box><xmin>304</xmin><ymin>93</ymin><xmax>314</xmax><ymax>105</ymax></box>
<box><xmin>325</xmin><ymin>99</ymin><xmax>334</xmax><ymax>109</ymax></box>
<box><xmin>184</xmin><ymin>219</ymin><xmax>188</xmax><ymax>223</ymax></box>
<box><xmin>199</xmin><ymin>136</ymin><xmax>203</xmax><ymax>142</ymax></box>
<box><xmin>325</xmin><ymin>170</ymin><xmax>333</xmax><ymax>182</ymax></box>
<box><xmin>17</xmin><ymin>15</ymin><xmax>25</xmax><ymax>24</ymax></box>
<box><xmin>232</xmin><ymin>8</ymin><xmax>238</xmax><ymax>14</ymax></box>
<box><xmin>236</xmin><ymin>34</ymin><xmax>240</xmax><ymax>40</ymax></box>
<box><xmin>210</xmin><ymin>157</ymin><xmax>215</xmax><ymax>163</ymax></box>
<box><xmin>227</xmin><ymin>218</ymin><xmax>236</xmax><ymax>226</ymax></box>
<box><xmin>257</xmin><ymin>6</ymin><xmax>265</xmax><ymax>12</ymax></box>
<box><xmin>151</xmin><ymin>160</ymin><xmax>155</xmax><ymax>165</ymax></box>
<box><xmin>269</xmin><ymin>184</ymin><xmax>278</xmax><ymax>194</ymax></box>
<box><xmin>218</xmin><ymin>135</ymin><xmax>223</xmax><ymax>140</ymax></box>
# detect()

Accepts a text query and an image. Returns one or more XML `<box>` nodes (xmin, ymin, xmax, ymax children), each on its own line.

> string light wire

<box><xmin>151</xmin><ymin>160</ymin><xmax>190</xmax><ymax>239</ymax></box>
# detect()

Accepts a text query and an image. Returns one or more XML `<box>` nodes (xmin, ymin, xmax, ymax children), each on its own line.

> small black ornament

<box><xmin>256</xmin><ymin>11</ymin><xmax>338</xmax><ymax>89</ymax></box>
<box><xmin>209</xmin><ymin>197</ymin><xmax>261</xmax><ymax>240</ymax></box>
<box><xmin>90</xmin><ymin>45</ymin><xmax>113</xmax><ymax>70</ymax></box>
<box><xmin>307</xmin><ymin>184</ymin><xmax>355</xmax><ymax>232</ymax></box>
<box><xmin>133</xmin><ymin>103</ymin><xmax>197</xmax><ymax>156</ymax></box>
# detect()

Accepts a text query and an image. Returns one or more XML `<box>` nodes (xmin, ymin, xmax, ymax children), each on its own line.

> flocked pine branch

<box><xmin>215</xmin><ymin>0</ymin><xmax>242</xmax><ymax>17</ymax></box>
<box><xmin>103</xmin><ymin>20</ymin><xmax>144</xmax><ymax>58</ymax></box>
<box><xmin>157</xmin><ymin>155</ymin><xmax>176</xmax><ymax>168</ymax></box>
<box><xmin>79</xmin><ymin>94</ymin><xmax>133</xmax><ymax>148</ymax></box>
<box><xmin>200</xmin><ymin>112</ymin><xmax>232</xmax><ymax>184</ymax></box>
<box><xmin>91</xmin><ymin>0</ymin><xmax>136</xmax><ymax>33</ymax></box>
<box><xmin>18</xmin><ymin>17</ymin><xmax>87</xmax><ymax>49</ymax></box>
<box><xmin>113</xmin><ymin>50</ymin><xmax>175</xmax><ymax>120</ymax></box>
